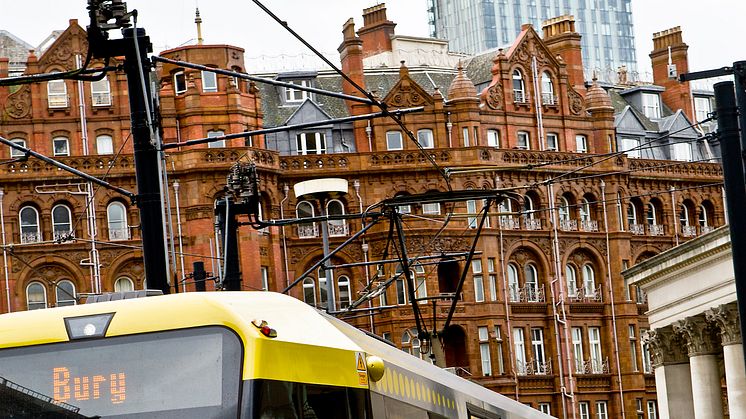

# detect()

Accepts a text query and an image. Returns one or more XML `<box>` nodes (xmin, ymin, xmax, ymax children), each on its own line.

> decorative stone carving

<box><xmin>568</xmin><ymin>87</ymin><xmax>585</xmax><ymax>115</ymax></box>
<box><xmin>673</xmin><ymin>315</ymin><xmax>721</xmax><ymax>356</ymax></box>
<box><xmin>644</xmin><ymin>326</ymin><xmax>689</xmax><ymax>367</ymax></box>
<box><xmin>4</xmin><ymin>85</ymin><xmax>32</xmax><ymax>119</ymax></box>
<box><xmin>705</xmin><ymin>303</ymin><xmax>742</xmax><ymax>345</ymax></box>
<box><xmin>483</xmin><ymin>82</ymin><xmax>504</xmax><ymax>110</ymax></box>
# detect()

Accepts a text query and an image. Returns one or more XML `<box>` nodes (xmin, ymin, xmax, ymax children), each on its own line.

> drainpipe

<box><xmin>670</xmin><ymin>186</ymin><xmax>679</xmax><ymax>246</ymax></box>
<box><xmin>76</xmin><ymin>55</ymin><xmax>89</xmax><ymax>155</ymax></box>
<box><xmin>280</xmin><ymin>184</ymin><xmax>291</xmax><ymax>288</ymax></box>
<box><xmin>498</xmin><ymin>227</ymin><xmax>518</xmax><ymax>399</ymax></box>
<box><xmin>353</xmin><ymin>179</ymin><xmax>374</xmax><ymax>332</ymax></box>
<box><xmin>173</xmin><ymin>180</ymin><xmax>186</xmax><ymax>289</ymax></box>
<box><xmin>365</xmin><ymin>121</ymin><xmax>373</xmax><ymax>152</ymax></box>
<box><xmin>601</xmin><ymin>180</ymin><xmax>626</xmax><ymax>419</ymax></box>
<box><xmin>531</xmin><ymin>55</ymin><xmax>545</xmax><ymax>151</ymax></box>
<box><xmin>0</xmin><ymin>189</ymin><xmax>10</xmax><ymax>312</ymax></box>
<box><xmin>446</xmin><ymin>112</ymin><xmax>453</xmax><ymax>148</ymax></box>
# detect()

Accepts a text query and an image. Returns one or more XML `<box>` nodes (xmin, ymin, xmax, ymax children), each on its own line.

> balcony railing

<box><xmin>524</xmin><ymin>218</ymin><xmax>542</xmax><ymax>230</ymax></box>
<box><xmin>541</xmin><ymin>92</ymin><xmax>556</xmax><ymax>105</ymax></box>
<box><xmin>20</xmin><ymin>231</ymin><xmax>41</xmax><ymax>244</ymax></box>
<box><xmin>580</xmin><ymin>220</ymin><xmax>598</xmax><ymax>232</ymax></box>
<box><xmin>108</xmin><ymin>228</ymin><xmax>130</xmax><ymax>241</ymax></box>
<box><xmin>500</xmin><ymin>217</ymin><xmax>520</xmax><ymax>230</ymax></box>
<box><xmin>513</xmin><ymin>90</ymin><xmax>527</xmax><ymax>103</ymax></box>
<box><xmin>559</xmin><ymin>219</ymin><xmax>578</xmax><ymax>231</ymax></box>
<box><xmin>297</xmin><ymin>224</ymin><xmax>319</xmax><ymax>238</ymax></box>
<box><xmin>53</xmin><ymin>230</ymin><xmax>74</xmax><ymax>243</ymax></box>
<box><xmin>701</xmin><ymin>225</ymin><xmax>715</xmax><ymax>234</ymax></box>
<box><xmin>92</xmin><ymin>92</ymin><xmax>111</xmax><ymax>106</ymax></box>
<box><xmin>569</xmin><ymin>284</ymin><xmax>602</xmax><ymax>303</ymax></box>
<box><xmin>509</xmin><ymin>284</ymin><xmax>545</xmax><ymax>303</ymax></box>
<box><xmin>328</xmin><ymin>222</ymin><xmax>348</xmax><ymax>237</ymax></box>
<box><xmin>630</xmin><ymin>224</ymin><xmax>645</xmax><ymax>235</ymax></box>
<box><xmin>580</xmin><ymin>357</ymin><xmax>610</xmax><ymax>374</ymax></box>
<box><xmin>516</xmin><ymin>359</ymin><xmax>552</xmax><ymax>376</ymax></box>
<box><xmin>649</xmin><ymin>224</ymin><xmax>664</xmax><ymax>236</ymax></box>
<box><xmin>48</xmin><ymin>94</ymin><xmax>68</xmax><ymax>108</ymax></box>
<box><xmin>681</xmin><ymin>225</ymin><xmax>697</xmax><ymax>237</ymax></box>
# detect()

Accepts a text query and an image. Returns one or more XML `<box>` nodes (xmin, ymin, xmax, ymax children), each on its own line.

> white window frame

<box><xmin>646</xmin><ymin>203</ymin><xmax>657</xmax><ymax>226</ymax></box>
<box><xmin>620</xmin><ymin>137</ymin><xmax>641</xmax><ymax>158</ymax></box>
<box><xmin>576</xmin><ymin>134</ymin><xmax>588</xmax><ymax>153</ymax></box>
<box><xmin>647</xmin><ymin>401</ymin><xmax>658</xmax><ymax>419</ymax></box>
<box><xmin>642</xmin><ymin>92</ymin><xmax>661</xmax><ymax>119</ymax></box>
<box><xmin>52</xmin><ymin>204</ymin><xmax>73</xmax><ymax>241</ymax></box>
<box><xmin>296</xmin><ymin>132</ymin><xmax>326</xmax><ymax>155</ymax></box>
<box><xmin>582</xmin><ymin>264</ymin><xmax>595</xmax><ymax>296</ymax></box>
<box><xmin>596</xmin><ymin>401</ymin><xmax>608</xmax><ymax>419</ymax></box>
<box><xmin>698</xmin><ymin>204</ymin><xmax>709</xmax><ymax>228</ymax></box>
<box><xmin>694</xmin><ymin>96</ymin><xmax>712</xmax><ymax>123</ymax></box>
<box><xmin>525</xmin><ymin>264</ymin><xmax>539</xmax><ymax>301</ymax></box>
<box><xmin>386</xmin><ymin>131</ymin><xmax>403</xmax><ymax>150</ymax></box>
<box><xmin>679</xmin><ymin>204</ymin><xmax>690</xmax><ymax>227</ymax></box>
<box><xmin>546</xmin><ymin>132</ymin><xmax>558</xmax><ymax>151</ymax></box>
<box><xmin>318</xmin><ymin>268</ymin><xmax>329</xmax><ymax>309</ymax></box>
<box><xmin>508</xmin><ymin>263</ymin><xmax>519</xmax><ymax>302</ymax></box>
<box><xmin>338</xmin><ymin>275</ymin><xmax>351</xmax><ymax>308</ymax></box>
<box><xmin>462</xmin><ymin>127</ymin><xmax>470</xmax><ymax>147</ymax></box>
<box><xmin>96</xmin><ymin>134</ymin><xmax>114</xmax><ymax>155</ymax></box>
<box><xmin>579</xmin><ymin>402</ymin><xmax>590</xmax><ymax>419</ymax></box>
<box><xmin>512</xmin><ymin>69</ymin><xmax>526</xmax><ymax>103</ymax></box>
<box><xmin>672</xmin><ymin>142</ymin><xmax>692</xmax><ymax>162</ymax></box>
<box><xmin>303</xmin><ymin>277</ymin><xmax>316</xmax><ymax>305</ymax></box>
<box><xmin>91</xmin><ymin>76</ymin><xmax>111</xmax><ymax>106</ymax></box>
<box><xmin>566</xmin><ymin>264</ymin><xmax>578</xmax><ymax>297</ymax></box>
<box><xmin>641</xmin><ymin>328</ymin><xmax>653</xmax><ymax>373</ymax></box>
<box><xmin>513</xmin><ymin>327</ymin><xmax>526</xmax><ymax>374</ymax></box>
<box><xmin>173</xmin><ymin>71</ymin><xmax>187</xmax><ymax>95</ymax></box>
<box><xmin>261</xmin><ymin>266</ymin><xmax>269</xmax><ymax>291</ymax></box>
<box><xmin>26</xmin><ymin>282</ymin><xmax>47</xmax><ymax>310</ymax></box>
<box><xmin>55</xmin><ymin>279</ymin><xmax>76</xmax><ymax>307</ymax></box>
<box><xmin>531</xmin><ymin>328</ymin><xmax>546</xmax><ymax>374</ymax></box>
<box><xmin>53</xmin><ymin>136</ymin><xmax>70</xmax><ymax>157</ymax></box>
<box><xmin>517</xmin><ymin>131</ymin><xmax>530</xmax><ymax>150</ymax></box>
<box><xmin>487</xmin><ymin>129</ymin><xmax>500</xmax><ymax>147</ymax></box>
<box><xmin>540</xmin><ymin>71</ymin><xmax>555</xmax><ymax>105</ymax></box>
<box><xmin>19</xmin><ymin>206</ymin><xmax>41</xmax><ymax>244</ymax></box>
<box><xmin>10</xmin><ymin>138</ymin><xmax>26</xmax><ymax>158</ymax></box>
<box><xmin>417</xmin><ymin>129</ymin><xmax>434</xmax><ymax>149</ymax></box>
<box><xmin>572</xmin><ymin>326</ymin><xmax>584</xmax><ymax>373</ymax></box>
<box><xmin>629</xmin><ymin>325</ymin><xmax>639</xmax><ymax>372</ymax></box>
<box><xmin>114</xmin><ymin>277</ymin><xmax>134</xmax><ymax>292</ymax></box>
<box><xmin>201</xmin><ymin>70</ymin><xmax>218</xmax><ymax>92</ymax></box>
<box><xmin>473</xmin><ymin>259</ymin><xmax>484</xmax><ymax>302</ymax></box>
<box><xmin>478</xmin><ymin>326</ymin><xmax>492</xmax><ymax>375</ymax></box>
<box><xmin>539</xmin><ymin>403</ymin><xmax>551</xmax><ymax>415</ymax></box>
<box><xmin>284</xmin><ymin>79</ymin><xmax>311</xmax><ymax>103</ymax></box>
<box><xmin>422</xmin><ymin>202</ymin><xmax>441</xmax><ymax>215</ymax></box>
<box><xmin>494</xmin><ymin>325</ymin><xmax>505</xmax><ymax>374</ymax></box>
<box><xmin>207</xmin><ymin>130</ymin><xmax>226</xmax><ymax>149</ymax></box>
<box><xmin>296</xmin><ymin>200</ymin><xmax>317</xmax><ymax>238</ymax></box>
<box><xmin>47</xmin><ymin>79</ymin><xmax>68</xmax><ymax>108</ymax></box>
<box><xmin>589</xmin><ymin>327</ymin><xmax>603</xmax><ymax>373</ymax></box>
<box><xmin>107</xmin><ymin>201</ymin><xmax>129</xmax><ymax>241</ymax></box>
<box><xmin>326</xmin><ymin>199</ymin><xmax>346</xmax><ymax>237</ymax></box>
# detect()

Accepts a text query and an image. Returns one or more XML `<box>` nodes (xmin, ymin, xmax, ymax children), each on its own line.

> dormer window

<box><xmin>694</xmin><ymin>96</ymin><xmax>712</xmax><ymax>123</ymax></box>
<box><xmin>641</xmin><ymin>92</ymin><xmax>660</xmax><ymax>119</ymax></box>
<box><xmin>285</xmin><ymin>80</ymin><xmax>311</xmax><ymax>103</ymax></box>
<box><xmin>672</xmin><ymin>142</ymin><xmax>692</xmax><ymax>162</ymax></box>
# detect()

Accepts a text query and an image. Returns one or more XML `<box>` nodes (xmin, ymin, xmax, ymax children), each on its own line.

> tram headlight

<box><xmin>64</xmin><ymin>313</ymin><xmax>115</xmax><ymax>340</ymax></box>
<box><xmin>366</xmin><ymin>356</ymin><xmax>385</xmax><ymax>382</ymax></box>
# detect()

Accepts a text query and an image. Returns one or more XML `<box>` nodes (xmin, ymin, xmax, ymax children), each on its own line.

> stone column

<box><xmin>674</xmin><ymin>315</ymin><xmax>724</xmax><ymax>419</ymax></box>
<box><xmin>706</xmin><ymin>303</ymin><xmax>745</xmax><ymax>419</ymax></box>
<box><xmin>645</xmin><ymin>326</ymin><xmax>695</xmax><ymax>419</ymax></box>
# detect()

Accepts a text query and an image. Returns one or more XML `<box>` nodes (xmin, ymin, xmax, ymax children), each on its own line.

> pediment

<box><xmin>382</xmin><ymin>73</ymin><xmax>434</xmax><ymax>109</ymax></box>
<box><xmin>38</xmin><ymin>22</ymin><xmax>90</xmax><ymax>71</ymax></box>
<box><xmin>284</xmin><ymin>98</ymin><xmax>333</xmax><ymax>125</ymax></box>
<box><xmin>506</xmin><ymin>26</ymin><xmax>561</xmax><ymax>72</ymax></box>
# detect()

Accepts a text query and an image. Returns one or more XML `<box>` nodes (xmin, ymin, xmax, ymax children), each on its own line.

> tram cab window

<box><xmin>250</xmin><ymin>380</ymin><xmax>369</xmax><ymax>418</ymax></box>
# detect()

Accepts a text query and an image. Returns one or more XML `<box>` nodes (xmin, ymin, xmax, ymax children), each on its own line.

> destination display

<box><xmin>0</xmin><ymin>327</ymin><xmax>242</xmax><ymax>417</ymax></box>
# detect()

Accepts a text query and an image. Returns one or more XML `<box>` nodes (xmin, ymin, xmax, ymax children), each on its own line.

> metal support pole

<box><xmin>713</xmin><ymin>81</ymin><xmax>746</xmax><ymax>371</ymax></box>
<box><xmin>319</xmin><ymin>200</ymin><xmax>336</xmax><ymax>313</ymax></box>
<box><xmin>122</xmin><ymin>27</ymin><xmax>169</xmax><ymax>293</ymax></box>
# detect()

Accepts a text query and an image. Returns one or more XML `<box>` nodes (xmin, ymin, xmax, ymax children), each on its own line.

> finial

<box><xmin>195</xmin><ymin>7</ymin><xmax>204</xmax><ymax>45</ymax></box>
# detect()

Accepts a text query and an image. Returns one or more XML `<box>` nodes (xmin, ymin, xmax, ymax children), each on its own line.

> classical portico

<box><xmin>624</xmin><ymin>227</ymin><xmax>745</xmax><ymax>419</ymax></box>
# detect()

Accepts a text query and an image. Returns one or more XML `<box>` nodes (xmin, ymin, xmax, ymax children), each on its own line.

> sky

<box><xmin>1</xmin><ymin>0</ymin><xmax>744</xmax><ymax>78</ymax></box>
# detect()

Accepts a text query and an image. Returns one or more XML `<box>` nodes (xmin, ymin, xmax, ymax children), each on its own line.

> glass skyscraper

<box><xmin>428</xmin><ymin>0</ymin><xmax>637</xmax><ymax>79</ymax></box>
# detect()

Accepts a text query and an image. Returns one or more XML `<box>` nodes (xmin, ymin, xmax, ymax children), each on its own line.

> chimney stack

<box><xmin>650</xmin><ymin>26</ymin><xmax>694</xmax><ymax>120</ymax></box>
<box><xmin>541</xmin><ymin>15</ymin><xmax>585</xmax><ymax>89</ymax></box>
<box><xmin>338</xmin><ymin>17</ymin><xmax>372</xmax><ymax>151</ymax></box>
<box><xmin>357</xmin><ymin>3</ymin><xmax>396</xmax><ymax>58</ymax></box>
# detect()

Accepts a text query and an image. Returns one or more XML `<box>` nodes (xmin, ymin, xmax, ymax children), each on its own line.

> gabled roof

<box><xmin>658</xmin><ymin>110</ymin><xmax>699</xmax><ymax>137</ymax></box>
<box><xmin>382</xmin><ymin>65</ymin><xmax>435</xmax><ymax>108</ymax></box>
<box><xmin>283</xmin><ymin>98</ymin><xmax>334</xmax><ymax>126</ymax></box>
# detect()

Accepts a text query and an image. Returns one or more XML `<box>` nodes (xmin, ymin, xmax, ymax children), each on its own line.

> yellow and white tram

<box><xmin>0</xmin><ymin>292</ymin><xmax>553</xmax><ymax>418</ymax></box>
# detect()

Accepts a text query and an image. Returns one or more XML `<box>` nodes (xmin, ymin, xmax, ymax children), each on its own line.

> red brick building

<box><xmin>0</xmin><ymin>8</ymin><xmax>723</xmax><ymax>419</ymax></box>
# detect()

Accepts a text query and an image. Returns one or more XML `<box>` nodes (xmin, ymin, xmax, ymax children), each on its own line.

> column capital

<box><xmin>673</xmin><ymin>315</ymin><xmax>721</xmax><ymax>356</ymax></box>
<box><xmin>644</xmin><ymin>325</ymin><xmax>689</xmax><ymax>367</ymax></box>
<box><xmin>705</xmin><ymin>302</ymin><xmax>742</xmax><ymax>345</ymax></box>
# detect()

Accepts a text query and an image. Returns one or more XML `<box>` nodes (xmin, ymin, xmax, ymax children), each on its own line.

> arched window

<box><xmin>646</xmin><ymin>203</ymin><xmax>657</xmax><ymax>225</ymax></box>
<box><xmin>524</xmin><ymin>195</ymin><xmax>535</xmax><ymax>219</ymax></box>
<box><xmin>698</xmin><ymin>204</ymin><xmax>709</xmax><ymax>228</ymax></box>
<box><xmin>401</xmin><ymin>328</ymin><xmax>429</xmax><ymax>361</ymax></box>
<box><xmin>26</xmin><ymin>282</ymin><xmax>47</xmax><ymax>310</ymax></box>
<box><xmin>512</xmin><ymin>69</ymin><xmax>526</xmax><ymax>103</ymax></box>
<box><xmin>107</xmin><ymin>202</ymin><xmax>129</xmax><ymax>240</ymax></box>
<box><xmin>338</xmin><ymin>276</ymin><xmax>351</xmax><ymax>309</ymax></box>
<box><xmin>114</xmin><ymin>277</ymin><xmax>134</xmax><ymax>292</ymax></box>
<box><xmin>326</xmin><ymin>199</ymin><xmax>347</xmax><ymax>237</ymax></box>
<box><xmin>566</xmin><ymin>264</ymin><xmax>578</xmax><ymax>296</ymax></box>
<box><xmin>679</xmin><ymin>204</ymin><xmax>690</xmax><ymax>227</ymax></box>
<box><xmin>582</xmin><ymin>264</ymin><xmax>595</xmax><ymax>296</ymax></box>
<box><xmin>302</xmin><ymin>277</ymin><xmax>316</xmax><ymax>306</ymax></box>
<box><xmin>417</xmin><ymin>129</ymin><xmax>434</xmax><ymax>149</ymax></box>
<box><xmin>96</xmin><ymin>134</ymin><xmax>113</xmax><ymax>155</ymax></box>
<box><xmin>507</xmin><ymin>263</ymin><xmax>519</xmax><ymax>302</ymax></box>
<box><xmin>19</xmin><ymin>206</ymin><xmax>41</xmax><ymax>244</ymax></box>
<box><xmin>52</xmin><ymin>204</ymin><xmax>73</xmax><ymax>241</ymax></box>
<box><xmin>55</xmin><ymin>280</ymin><xmax>76</xmax><ymax>307</ymax></box>
<box><xmin>394</xmin><ymin>264</ymin><xmax>407</xmax><ymax>305</ymax></box>
<box><xmin>579</xmin><ymin>198</ymin><xmax>591</xmax><ymax>223</ymax></box>
<box><xmin>558</xmin><ymin>196</ymin><xmax>570</xmax><ymax>223</ymax></box>
<box><xmin>296</xmin><ymin>201</ymin><xmax>317</xmax><ymax>238</ymax></box>
<box><xmin>627</xmin><ymin>203</ymin><xmax>637</xmax><ymax>226</ymax></box>
<box><xmin>525</xmin><ymin>264</ymin><xmax>539</xmax><ymax>302</ymax></box>
<box><xmin>540</xmin><ymin>71</ymin><xmax>554</xmax><ymax>105</ymax></box>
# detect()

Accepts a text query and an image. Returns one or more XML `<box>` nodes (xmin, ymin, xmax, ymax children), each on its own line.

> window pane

<box><xmin>96</xmin><ymin>135</ymin><xmax>113</xmax><ymax>155</ymax></box>
<box><xmin>91</xmin><ymin>77</ymin><xmax>111</xmax><ymax>106</ymax></box>
<box><xmin>174</xmin><ymin>72</ymin><xmax>187</xmax><ymax>94</ymax></box>
<box><xmin>202</xmin><ymin>71</ymin><xmax>218</xmax><ymax>92</ymax></box>
<box><xmin>27</xmin><ymin>283</ymin><xmax>46</xmax><ymax>310</ymax></box>
<box><xmin>386</xmin><ymin>131</ymin><xmax>403</xmax><ymax>150</ymax></box>
<box><xmin>417</xmin><ymin>129</ymin><xmax>434</xmax><ymax>148</ymax></box>
<box><xmin>207</xmin><ymin>130</ymin><xmax>225</xmax><ymax>148</ymax></box>
<box><xmin>114</xmin><ymin>277</ymin><xmax>134</xmax><ymax>292</ymax></box>
<box><xmin>56</xmin><ymin>280</ymin><xmax>76</xmax><ymax>307</ymax></box>
<box><xmin>53</xmin><ymin>137</ymin><xmax>70</xmax><ymax>156</ymax></box>
<box><xmin>10</xmin><ymin>139</ymin><xmax>26</xmax><ymax>158</ymax></box>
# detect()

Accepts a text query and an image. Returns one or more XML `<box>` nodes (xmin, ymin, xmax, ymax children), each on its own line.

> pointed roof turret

<box><xmin>447</xmin><ymin>63</ymin><xmax>477</xmax><ymax>102</ymax></box>
<box><xmin>585</xmin><ymin>76</ymin><xmax>613</xmax><ymax>112</ymax></box>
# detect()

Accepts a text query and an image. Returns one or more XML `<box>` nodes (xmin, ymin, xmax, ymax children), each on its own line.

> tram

<box><xmin>0</xmin><ymin>291</ymin><xmax>553</xmax><ymax>418</ymax></box>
